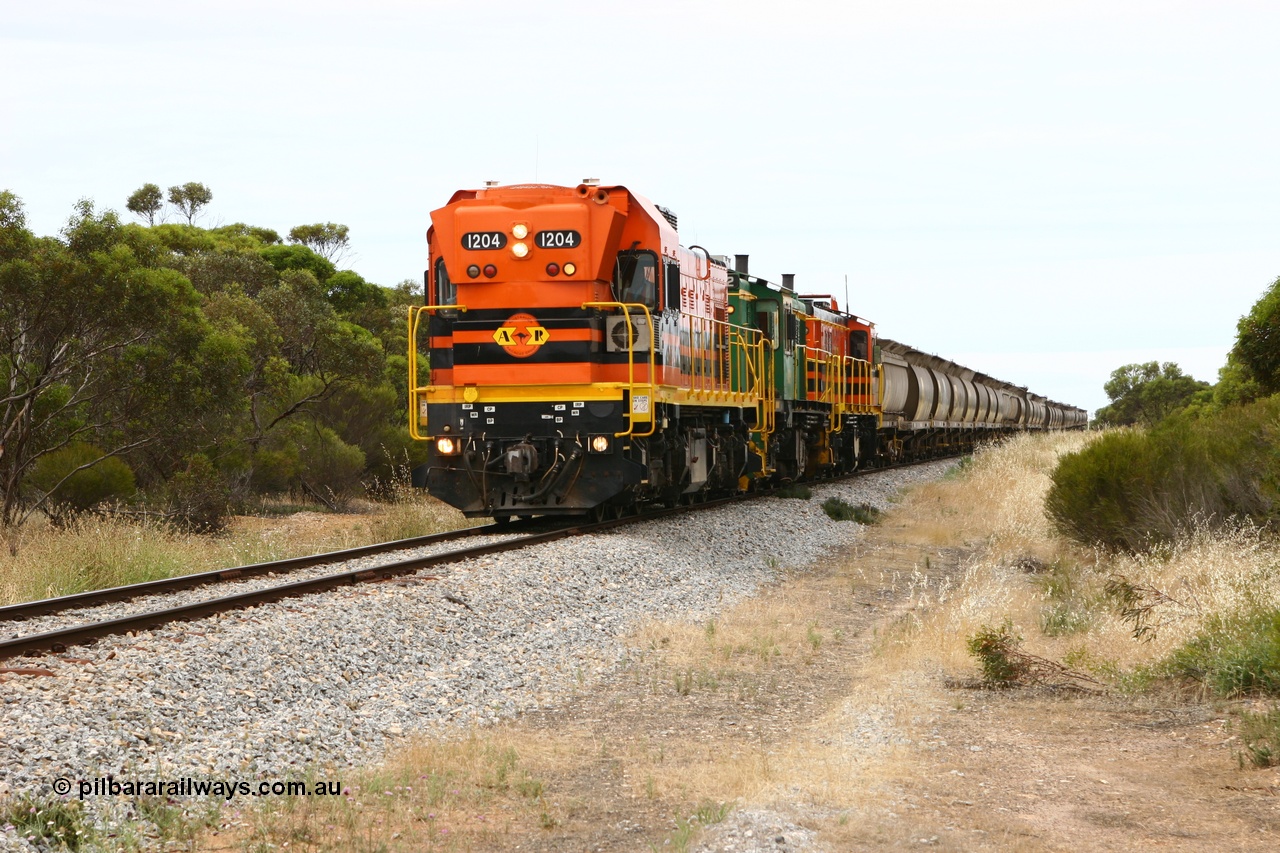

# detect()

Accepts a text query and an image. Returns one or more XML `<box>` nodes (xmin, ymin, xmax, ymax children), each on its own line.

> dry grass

<box><xmin>0</xmin><ymin>489</ymin><xmax>469</xmax><ymax>606</ymax></box>
<box><xmin>216</xmin><ymin>735</ymin><xmax>558</xmax><ymax>852</ymax></box>
<box><xmin>869</xmin><ymin>431</ymin><xmax>1280</xmax><ymax>686</ymax></box>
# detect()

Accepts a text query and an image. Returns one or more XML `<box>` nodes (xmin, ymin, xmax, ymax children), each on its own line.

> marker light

<box><xmin>546</xmin><ymin>263</ymin><xmax>560</xmax><ymax>276</ymax></box>
<box><xmin>590</xmin><ymin>435</ymin><xmax>610</xmax><ymax>453</ymax></box>
<box><xmin>483</xmin><ymin>264</ymin><xmax>497</xmax><ymax>278</ymax></box>
<box><xmin>467</xmin><ymin>264</ymin><xmax>481</xmax><ymax>278</ymax></box>
<box><xmin>563</xmin><ymin>263</ymin><xmax>576</xmax><ymax>276</ymax></box>
<box><xmin>512</xmin><ymin>223</ymin><xmax>529</xmax><ymax>239</ymax></box>
<box><xmin>436</xmin><ymin>436</ymin><xmax>457</xmax><ymax>455</ymax></box>
<box><xmin>512</xmin><ymin>242</ymin><xmax>529</xmax><ymax>258</ymax></box>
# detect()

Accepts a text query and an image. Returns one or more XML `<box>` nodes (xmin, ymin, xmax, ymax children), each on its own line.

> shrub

<box><xmin>1162</xmin><ymin>608</ymin><xmax>1280</xmax><ymax>697</ymax></box>
<box><xmin>966</xmin><ymin>621</ymin><xmax>1029</xmax><ymax>686</ymax></box>
<box><xmin>1045</xmin><ymin>396</ymin><xmax>1280</xmax><ymax>551</ymax></box>
<box><xmin>1044</xmin><ymin>430</ymin><xmax>1169</xmax><ymax>551</ymax></box>
<box><xmin>167</xmin><ymin>454</ymin><xmax>232</xmax><ymax>533</ymax></box>
<box><xmin>296</xmin><ymin>426</ymin><xmax>366</xmax><ymax>506</ymax></box>
<box><xmin>26</xmin><ymin>443</ymin><xmax>136</xmax><ymax>521</ymax></box>
<box><xmin>821</xmin><ymin>497</ymin><xmax>882</xmax><ymax>523</ymax></box>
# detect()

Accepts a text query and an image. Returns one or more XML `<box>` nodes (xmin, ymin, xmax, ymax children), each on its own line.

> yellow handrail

<box><xmin>581</xmin><ymin>302</ymin><xmax>657</xmax><ymax>438</ymax></box>
<box><xmin>407</xmin><ymin>304</ymin><xmax>468</xmax><ymax>441</ymax></box>
<box><xmin>730</xmin><ymin>326</ymin><xmax>773</xmax><ymax>473</ymax></box>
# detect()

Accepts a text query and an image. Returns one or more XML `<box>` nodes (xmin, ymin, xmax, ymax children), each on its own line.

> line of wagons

<box><xmin>878</xmin><ymin>337</ymin><xmax>1087</xmax><ymax>460</ymax></box>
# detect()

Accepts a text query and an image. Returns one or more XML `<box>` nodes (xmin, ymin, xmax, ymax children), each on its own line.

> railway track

<box><xmin>0</xmin><ymin>458</ymin><xmax>948</xmax><ymax>664</ymax></box>
<box><xmin>0</xmin><ymin>495</ymin><xmax>748</xmax><ymax>662</ymax></box>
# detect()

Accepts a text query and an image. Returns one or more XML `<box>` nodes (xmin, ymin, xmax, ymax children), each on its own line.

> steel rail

<box><xmin>0</xmin><ymin>517</ymin><xmax>554</xmax><ymax>622</ymax></box>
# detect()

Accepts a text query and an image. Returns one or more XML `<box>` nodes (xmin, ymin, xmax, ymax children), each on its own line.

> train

<box><xmin>408</xmin><ymin>181</ymin><xmax>1086</xmax><ymax>520</ymax></box>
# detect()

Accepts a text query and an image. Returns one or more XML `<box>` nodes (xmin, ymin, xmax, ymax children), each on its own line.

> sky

<box><xmin>4</xmin><ymin>0</ymin><xmax>1279</xmax><ymax>416</ymax></box>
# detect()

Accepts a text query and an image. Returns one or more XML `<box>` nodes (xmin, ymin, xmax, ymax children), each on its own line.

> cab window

<box><xmin>851</xmin><ymin>330</ymin><xmax>869</xmax><ymax>360</ymax></box>
<box><xmin>757</xmin><ymin>307</ymin><xmax>777</xmax><ymax>346</ymax></box>
<box><xmin>614</xmin><ymin>250</ymin><xmax>658</xmax><ymax>309</ymax></box>
<box><xmin>434</xmin><ymin>258</ymin><xmax>456</xmax><ymax>306</ymax></box>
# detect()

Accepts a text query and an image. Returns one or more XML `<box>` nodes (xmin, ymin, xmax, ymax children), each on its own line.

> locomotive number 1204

<box><xmin>535</xmin><ymin>230</ymin><xmax>580</xmax><ymax>248</ymax></box>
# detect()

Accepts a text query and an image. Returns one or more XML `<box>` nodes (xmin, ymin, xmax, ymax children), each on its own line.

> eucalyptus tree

<box><xmin>126</xmin><ymin>183</ymin><xmax>163</xmax><ymax>225</ymax></box>
<box><xmin>167</xmin><ymin>182</ymin><xmax>213</xmax><ymax>225</ymax></box>
<box><xmin>0</xmin><ymin>193</ymin><xmax>241</xmax><ymax>531</ymax></box>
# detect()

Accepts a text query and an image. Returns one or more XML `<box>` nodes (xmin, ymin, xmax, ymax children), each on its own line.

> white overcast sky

<box><xmin>4</xmin><ymin>0</ymin><xmax>1279</xmax><ymax>415</ymax></box>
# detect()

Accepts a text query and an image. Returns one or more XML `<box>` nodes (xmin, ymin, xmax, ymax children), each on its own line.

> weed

<box><xmin>944</xmin><ymin>455</ymin><xmax>974</xmax><ymax>479</ymax></box>
<box><xmin>659</xmin><ymin>801</ymin><xmax>732</xmax><ymax>853</ymax></box>
<box><xmin>516</xmin><ymin>778</ymin><xmax>543</xmax><ymax>799</ymax></box>
<box><xmin>1040</xmin><ymin>602</ymin><xmax>1091</xmax><ymax>637</ymax></box>
<box><xmin>806</xmin><ymin>622</ymin><xmax>823</xmax><ymax>651</ymax></box>
<box><xmin>821</xmin><ymin>497</ymin><xmax>882</xmax><ymax>523</ymax></box>
<box><xmin>675</xmin><ymin>670</ymin><xmax>692</xmax><ymax>696</ymax></box>
<box><xmin>1</xmin><ymin>795</ymin><xmax>92</xmax><ymax>851</ymax></box>
<box><xmin>695</xmin><ymin>800</ymin><xmax>732</xmax><ymax>824</ymax></box>
<box><xmin>1235</xmin><ymin>707</ymin><xmax>1280</xmax><ymax>768</ymax></box>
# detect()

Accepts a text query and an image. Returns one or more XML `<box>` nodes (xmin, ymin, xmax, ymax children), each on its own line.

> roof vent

<box><xmin>656</xmin><ymin>205</ymin><xmax>678</xmax><ymax>231</ymax></box>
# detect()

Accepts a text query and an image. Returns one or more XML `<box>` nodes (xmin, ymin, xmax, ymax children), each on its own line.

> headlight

<box><xmin>436</xmin><ymin>436</ymin><xmax>457</xmax><ymax>455</ymax></box>
<box><xmin>512</xmin><ymin>242</ymin><xmax>529</xmax><ymax>258</ymax></box>
<box><xmin>590</xmin><ymin>435</ymin><xmax>610</xmax><ymax>454</ymax></box>
<box><xmin>512</xmin><ymin>223</ymin><xmax>529</xmax><ymax>239</ymax></box>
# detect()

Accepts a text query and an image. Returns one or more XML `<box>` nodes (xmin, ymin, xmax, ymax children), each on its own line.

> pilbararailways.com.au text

<box><xmin>53</xmin><ymin>776</ymin><xmax>342</xmax><ymax>802</ymax></box>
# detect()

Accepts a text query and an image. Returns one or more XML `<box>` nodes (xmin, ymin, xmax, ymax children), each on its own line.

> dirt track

<box><xmin>481</xmin><ymin>527</ymin><xmax>1280</xmax><ymax>852</ymax></box>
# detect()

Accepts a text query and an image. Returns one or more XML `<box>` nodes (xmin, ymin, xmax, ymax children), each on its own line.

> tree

<box><xmin>1093</xmin><ymin>362</ymin><xmax>1209</xmax><ymax>427</ymax></box>
<box><xmin>167</xmin><ymin>182</ymin><xmax>213</xmax><ymax>225</ymax></box>
<box><xmin>1230</xmin><ymin>275</ymin><xmax>1280</xmax><ymax>397</ymax></box>
<box><xmin>288</xmin><ymin>222</ymin><xmax>350</xmax><ymax>263</ymax></box>
<box><xmin>0</xmin><ymin>195</ymin><xmax>241</xmax><ymax>531</ymax></box>
<box><xmin>126</xmin><ymin>183</ymin><xmax>163</xmax><ymax>225</ymax></box>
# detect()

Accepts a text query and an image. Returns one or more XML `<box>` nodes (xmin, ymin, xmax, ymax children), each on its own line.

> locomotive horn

<box><xmin>592</xmin><ymin>188</ymin><xmax>609</xmax><ymax>204</ymax></box>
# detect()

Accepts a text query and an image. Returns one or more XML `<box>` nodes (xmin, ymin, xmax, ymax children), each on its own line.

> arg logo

<box><xmin>493</xmin><ymin>313</ymin><xmax>549</xmax><ymax>358</ymax></box>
